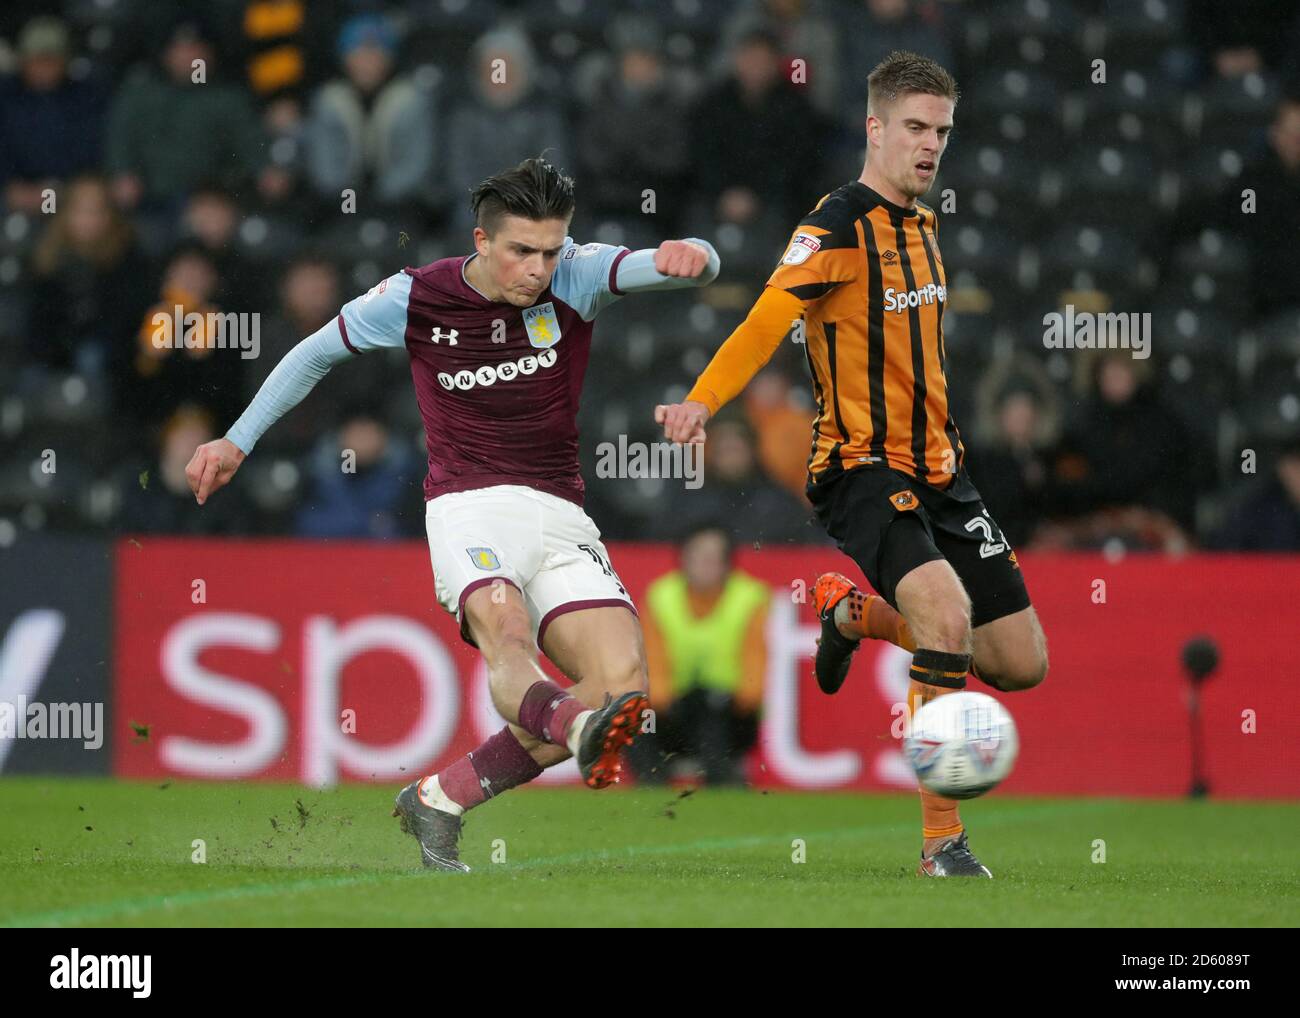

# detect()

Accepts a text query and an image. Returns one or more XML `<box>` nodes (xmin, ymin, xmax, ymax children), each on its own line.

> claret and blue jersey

<box><xmin>338</xmin><ymin>238</ymin><xmax>629</xmax><ymax>507</ymax></box>
<box><xmin>224</xmin><ymin>236</ymin><xmax>719</xmax><ymax>507</ymax></box>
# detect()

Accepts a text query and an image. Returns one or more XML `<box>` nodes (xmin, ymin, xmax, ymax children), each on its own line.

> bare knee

<box><xmin>586</xmin><ymin>652</ymin><xmax>648</xmax><ymax>702</ymax></box>
<box><xmin>928</xmin><ymin>604</ymin><xmax>972</xmax><ymax>653</ymax></box>
<box><xmin>982</xmin><ymin>649</ymin><xmax>1048</xmax><ymax>691</ymax></box>
<box><xmin>908</xmin><ymin>595</ymin><xmax>972</xmax><ymax>653</ymax></box>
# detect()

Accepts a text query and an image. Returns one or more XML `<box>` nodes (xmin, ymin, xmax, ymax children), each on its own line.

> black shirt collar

<box><xmin>850</xmin><ymin>180</ymin><xmax>919</xmax><ymax>218</ymax></box>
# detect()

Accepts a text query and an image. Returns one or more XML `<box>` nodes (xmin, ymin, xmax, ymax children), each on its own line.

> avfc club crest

<box><xmin>466</xmin><ymin>547</ymin><xmax>501</xmax><ymax>570</ymax></box>
<box><xmin>523</xmin><ymin>302</ymin><xmax>562</xmax><ymax>349</ymax></box>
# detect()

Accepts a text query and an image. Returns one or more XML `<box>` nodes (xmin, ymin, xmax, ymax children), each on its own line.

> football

<box><xmin>903</xmin><ymin>691</ymin><xmax>1019</xmax><ymax>800</ymax></box>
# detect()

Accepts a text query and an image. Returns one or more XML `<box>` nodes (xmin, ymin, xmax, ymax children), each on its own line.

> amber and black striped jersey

<box><xmin>768</xmin><ymin>181</ymin><xmax>976</xmax><ymax>499</ymax></box>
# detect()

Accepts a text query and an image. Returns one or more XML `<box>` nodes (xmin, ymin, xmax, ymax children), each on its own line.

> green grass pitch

<box><xmin>1</xmin><ymin>777</ymin><xmax>1296</xmax><ymax>927</ymax></box>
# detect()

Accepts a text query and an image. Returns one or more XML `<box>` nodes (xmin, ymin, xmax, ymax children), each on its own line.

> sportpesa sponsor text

<box><xmin>883</xmin><ymin>283</ymin><xmax>947</xmax><ymax>314</ymax></box>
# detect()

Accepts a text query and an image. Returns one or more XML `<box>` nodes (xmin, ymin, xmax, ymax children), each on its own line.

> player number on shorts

<box><xmin>964</xmin><ymin>513</ymin><xmax>1007</xmax><ymax>559</ymax></box>
<box><xmin>578</xmin><ymin>543</ymin><xmax>627</xmax><ymax>595</ymax></box>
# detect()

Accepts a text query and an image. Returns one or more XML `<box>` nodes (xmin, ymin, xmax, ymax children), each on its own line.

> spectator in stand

<box><xmin>304</xmin><ymin>13</ymin><xmax>437</xmax><ymax>217</ymax></box>
<box><xmin>119</xmin><ymin>404</ymin><xmax>253</xmax><ymax>535</ymax></box>
<box><xmin>1237</xmin><ymin>96</ymin><xmax>1300</xmax><ymax>319</ymax></box>
<box><xmin>179</xmin><ymin>184</ymin><xmax>264</xmax><ymax>311</ymax></box>
<box><xmin>576</xmin><ymin>16</ymin><xmax>691</xmax><ymax>237</ymax></box>
<box><xmin>0</xmin><ymin>16</ymin><xmax>106</xmax><ymax>216</ymax></box>
<box><xmin>1050</xmin><ymin>351</ymin><xmax>1195</xmax><ymax>543</ymax></box>
<box><xmin>967</xmin><ymin>359</ymin><xmax>1062</xmax><ymax>548</ymax></box>
<box><xmin>235</xmin><ymin>0</ymin><xmax>334</xmax><ymax>114</ymax></box>
<box><xmin>104</xmin><ymin>14</ymin><xmax>266</xmax><ymax>215</ymax></box>
<box><xmin>117</xmin><ymin>242</ymin><xmax>245</xmax><ymax>435</ymax></box>
<box><xmin>628</xmin><ymin>522</ymin><xmax>769</xmax><ymax>785</ymax></box>
<box><xmin>223</xmin><ymin>0</ymin><xmax>332</xmax><ymax>207</ymax></box>
<box><xmin>742</xmin><ymin>366</ymin><xmax>813</xmax><ymax>501</ymax></box>
<box><xmin>293</xmin><ymin>402</ymin><xmax>422</xmax><ymax>539</ymax></box>
<box><xmin>28</xmin><ymin>175</ymin><xmax>153</xmax><ymax>379</ymax></box>
<box><xmin>693</xmin><ymin>21</ymin><xmax>826</xmax><ymax>233</ymax></box>
<box><xmin>1187</xmin><ymin>0</ymin><xmax>1300</xmax><ymax>79</ymax></box>
<box><xmin>718</xmin><ymin>0</ymin><xmax>842</xmax><ymax>119</ymax></box>
<box><xmin>675</xmin><ymin>413</ymin><xmax>815</xmax><ymax>546</ymax></box>
<box><xmin>1211</xmin><ymin>436</ymin><xmax>1300</xmax><ymax>550</ymax></box>
<box><xmin>446</xmin><ymin>26</ymin><xmax>567</xmax><ymax>232</ymax></box>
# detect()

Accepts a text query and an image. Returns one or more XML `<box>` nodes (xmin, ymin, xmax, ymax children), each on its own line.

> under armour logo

<box><xmin>431</xmin><ymin>326</ymin><xmax>458</xmax><ymax>345</ymax></box>
<box><xmin>480</xmin><ymin>775</ymin><xmax>494</xmax><ymax>798</ymax></box>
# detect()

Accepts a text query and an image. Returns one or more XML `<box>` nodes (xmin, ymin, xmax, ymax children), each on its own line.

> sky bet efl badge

<box><xmin>466</xmin><ymin>547</ymin><xmax>501</xmax><ymax>570</ymax></box>
<box><xmin>781</xmin><ymin>232</ymin><xmax>821</xmax><ymax>265</ymax></box>
<box><xmin>523</xmin><ymin>302</ymin><xmax>561</xmax><ymax>349</ymax></box>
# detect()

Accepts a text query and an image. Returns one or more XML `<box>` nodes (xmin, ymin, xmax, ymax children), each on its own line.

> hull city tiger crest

<box><xmin>890</xmin><ymin>489</ymin><xmax>919</xmax><ymax>511</ymax></box>
<box><xmin>523</xmin><ymin>301</ymin><xmax>562</xmax><ymax>349</ymax></box>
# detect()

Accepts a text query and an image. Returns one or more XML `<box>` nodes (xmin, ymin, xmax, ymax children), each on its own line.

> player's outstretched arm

<box><xmin>616</xmin><ymin>238</ymin><xmax>721</xmax><ymax>292</ymax></box>
<box><xmin>191</xmin><ymin>272</ymin><xmax>410</xmax><ymax>505</ymax></box>
<box><xmin>655</xmin><ymin>285</ymin><xmax>806</xmax><ymax>445</ymax></box>
<box><xmin>187</xmin><ymin>320</ymin><xmax>353</xmax><ymax>505</ymax></box>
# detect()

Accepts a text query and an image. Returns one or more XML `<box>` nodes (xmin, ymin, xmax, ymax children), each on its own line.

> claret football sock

<box><xmin>908</xmin><ymin>649</ymin><xmax>971</xmax><ymax>844</ymax></box>
<box><xmin>419</xmin><ymin>726</ymin><xmax>544</xmax><ymax>816</ymax></box>
<box><xmin>518</xmin><ymin>679</ymin><xmax>588</xmax><ymax>746</ymax></box>
<box><xmin>834</xmin><ymin>589</ymin><xmax>917</xmax><ymax>651</ymax></box>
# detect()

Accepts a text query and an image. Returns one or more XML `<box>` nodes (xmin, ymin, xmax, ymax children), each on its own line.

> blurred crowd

<box><xmin>1</xmin><ymin>0</ymin><xmax>1299</xmax><ymax>552</ymax></box>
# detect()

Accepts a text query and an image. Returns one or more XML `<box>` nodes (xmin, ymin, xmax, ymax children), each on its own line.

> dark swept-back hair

<box><xmin>470</xmin><ymin>155</ymin><xmax>576</xmax><ymax>235</ymax></box>
<box><xmin>866</xmin><ymin>50</ymin><xmax>959</xmax><ymax>116</ymax></box>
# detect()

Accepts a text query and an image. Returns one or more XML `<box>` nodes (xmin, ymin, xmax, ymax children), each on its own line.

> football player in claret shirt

<box><xmin>186</xmin><ymin>156</ymin><xmax>719</xmax><ymax>870</ymax></box>
<box><xmin>657</xmin><ymin>52</ymin><xmax>1049</xmax><ymax>877</ymax></box>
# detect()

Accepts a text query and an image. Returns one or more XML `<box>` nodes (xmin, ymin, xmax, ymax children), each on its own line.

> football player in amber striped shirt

<box><xmin>657</xmin><ymin>51</ymin><xmax>1049</xmax><ymax>878</ymax></box>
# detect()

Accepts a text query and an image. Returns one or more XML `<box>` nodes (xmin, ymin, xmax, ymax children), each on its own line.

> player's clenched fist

<box><xmin>185</xmin><ymin>438</ymin><xmax>246</xmax><ymax>505</ymax></box>
<box><xmin>654</xmin><ymin>239</ymin><xmax>711</xmax><ymax>279</ymax></box>
<box><xmin>655</xmin><ymin>400</ymin><xmax>710</xmax><ymax>445</ymax></box>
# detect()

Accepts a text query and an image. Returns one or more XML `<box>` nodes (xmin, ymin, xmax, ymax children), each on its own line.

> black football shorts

<box><xmin>808</xmin><ymin>466</ymin><xmax>1031</xmax><ymax>629</ymax></box>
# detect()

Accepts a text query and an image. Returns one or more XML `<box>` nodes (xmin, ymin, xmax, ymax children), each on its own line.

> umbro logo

<box><xmin>883</xmin><ymin>250</ymin><xmax>897</xmax><ymax>262</ymax></box>
<box><xmin>430</xmin><ymin>326</ymin><xmax>458</xmax><ymax>345</ymax></box>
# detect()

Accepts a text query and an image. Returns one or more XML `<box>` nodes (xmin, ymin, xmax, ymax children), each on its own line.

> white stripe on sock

<box><xmin>566</xmin><ymin>710</ymin><xmax>595</xmax><ymax>759</ymax></box>
<box><xmin>417</xmin><ymin>775</ymin><xmax>464</xmax><ymax>816</ymax></box>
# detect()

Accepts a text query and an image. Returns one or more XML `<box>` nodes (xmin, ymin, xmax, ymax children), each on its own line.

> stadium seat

<box><xmin>964</xmin><ymin>67</ymin><xmax>1062</xmax><ymax>120</ymax></box>
<box><xmin>1148</xmin><ymin>302</ymin><xmax>1242</xmax><ymax>359</ymax></box>
<box><xmin>1238</xmin><ymin>371</ymin><xmax>1300</xmax><ymax>443</ymax></box>
<box><xmin>1038</xmin><ymin>223</ymin><xmax>1153</xmax><ymax>291</ymax></box>
<box><xmin>937</xmin><ymin>144</ymin><xmax>1042</xmax><ymax>214</ymax></box>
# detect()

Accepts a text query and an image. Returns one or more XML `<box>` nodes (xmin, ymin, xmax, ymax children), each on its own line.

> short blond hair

<box><xmin>866</xmin><ymin>51</ymin><xmax>959</xmax><ymax>117</ymax></box>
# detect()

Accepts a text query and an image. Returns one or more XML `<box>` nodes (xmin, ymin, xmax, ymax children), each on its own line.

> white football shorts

<box><xmin>425</xmin><ymin>484</ymin><xmax>635</xmax><ymax>646</ymax></box>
